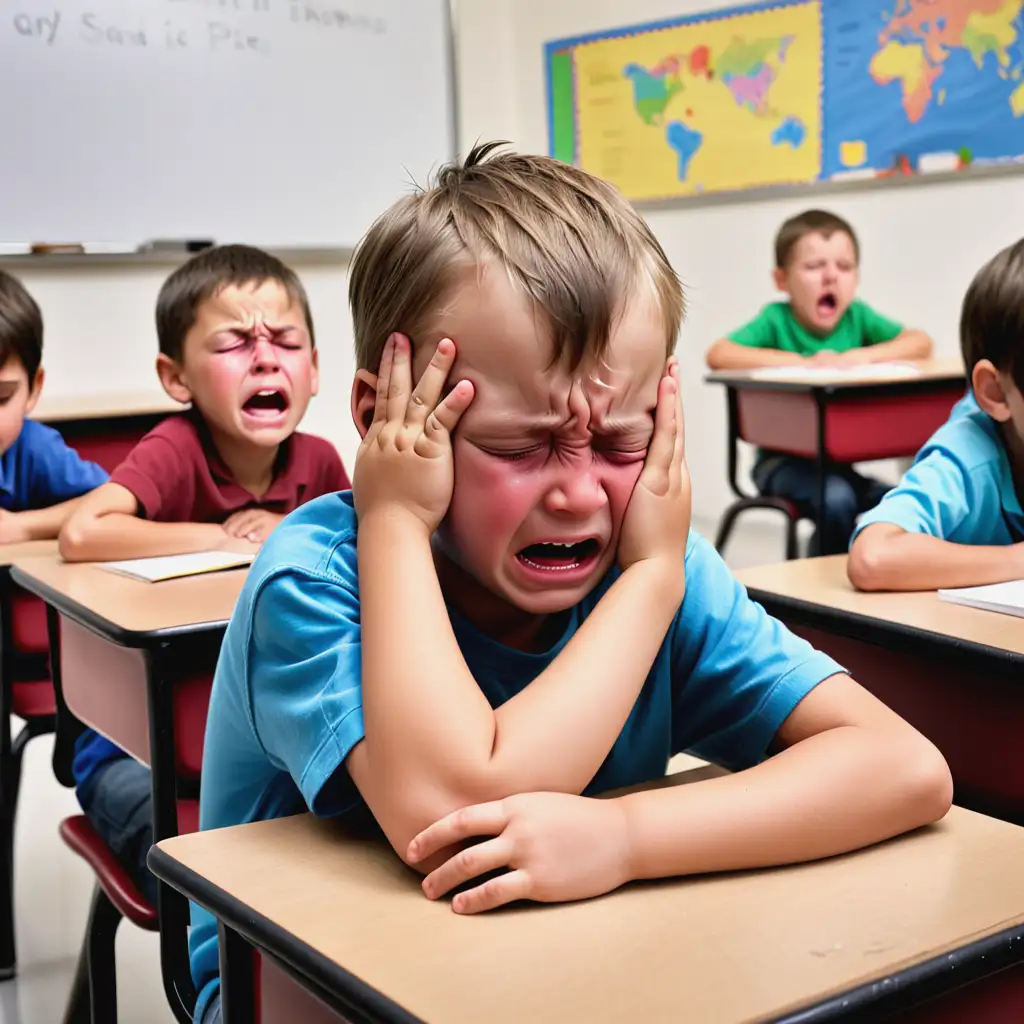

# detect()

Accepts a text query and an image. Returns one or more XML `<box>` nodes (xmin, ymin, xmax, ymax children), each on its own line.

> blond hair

<box><xmin>348</xmin><ymin>142</ymin><xmax>683</xmax><ymax>371</ymax></box>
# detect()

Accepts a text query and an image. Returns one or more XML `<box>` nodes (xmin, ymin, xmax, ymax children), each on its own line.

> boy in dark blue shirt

<box><xmin>0</xmin><ymin>270</ymin><xmax>106</xmax><ymax>537</ymax></box>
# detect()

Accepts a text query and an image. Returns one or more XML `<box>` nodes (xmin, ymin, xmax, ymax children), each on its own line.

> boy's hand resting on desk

<box><xmin>222</xmin><ymin>508</ymin><xmax>284</xmax><ymax>544</ymax></box>
<box><xmin>408</xmin><ymin>792</ymin><xmax>630</xmax><ymax>914</ymax></box>
<box><xmin>617</xmin><ymin>359</ymin><xmax>690</xmax><ymax>579</ymax></box>
<box><xmin>353</xmin><ymin>333</ymin><xmax>474</xmax><ymax>534</ymax></box>
<box><xmin>0</xmin><ymin>510</ymin><xmax>32</xmax><ymax>545</ymax></box>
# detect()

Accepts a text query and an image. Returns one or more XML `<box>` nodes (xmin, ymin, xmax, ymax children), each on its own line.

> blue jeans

<box><xmin>77</xmin><ymin>756</ymin><xmax>158</xmax><ymax>907</ymax></box>
<box><xmin>203</xmin><ymin>994</ymin><xmax>222</xmax><ymax>1024</ymax></box>
<box><xmin>753</xmin><ymin>454</ymin><xmax>891</xmax><ymax>556</ymax></box>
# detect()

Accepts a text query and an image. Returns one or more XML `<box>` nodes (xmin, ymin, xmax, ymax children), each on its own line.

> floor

<box><xmin>0</xmin><ymin>512</ymin><xmax>792</xmax><ymax>1024</ymax></box>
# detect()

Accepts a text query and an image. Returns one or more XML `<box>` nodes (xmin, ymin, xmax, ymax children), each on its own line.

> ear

<box><xmin>351</xmin><ymin>369</ymin><xmax>378</xmax><ymax>439</ymax></box>
<box><xmin>23</xmin><ymin>367</ymin><xmax>44</xmax><ymax>416</ymax></box>
<box><xmin>156</xmin><ymin>354</ymin><xmax>194</xmax><ymax>405</ymax></box>
<box><xmin>972</xmin><ymin>359</ymin><xmax>1011</xmax><ymax>422</ymax></box>
<box><xmin>772</xmin><ymin>266</ymin><xmax>789</xmax><ymax>294</ymax></box>
<box><xmin>309</xmin><ymin>347</ymin><xmax>320</xmax><ymax>398</ymax></box>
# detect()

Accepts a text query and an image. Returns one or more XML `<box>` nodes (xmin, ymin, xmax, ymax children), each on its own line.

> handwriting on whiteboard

<box><xmin>10</xmin><ymin>3</ymin><xmax>387</xmax><ymax>52</ymax></box>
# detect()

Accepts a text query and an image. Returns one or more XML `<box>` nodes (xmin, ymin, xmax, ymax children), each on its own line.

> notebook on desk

<box><xmin>97</xmin><ymin>551</ymin><xmax>254</xmax><ymax>583</ymax></box>
<box><xmin>938</xmin><ymin>580</ymin><xmax>1024</xmax><ymax>619</ymax></box>
<box><xmin>749</xmin><ymin>363</ymin><xmax>920</xmax><ymax>382</ymax></box>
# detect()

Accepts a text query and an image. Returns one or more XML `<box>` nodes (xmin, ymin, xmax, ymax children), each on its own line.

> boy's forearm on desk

<box><xmin>868</xmin><ymin>331</ymin><xmax>933</xmax><ymax>362</ymax></box>
<box><xmin>58</xmin><ymin>514</ymin><xmax>226</xmax><ymax>561</ymax></box>
<box><xmin>619</xmin><ymin>724</ymin><xmax>948</xmax><ymax>880</ymax></box>
<box><xmin>357</xmin><ymin>514</ymin><xmax>683</xmax><ymax>802</ymax></box>
<box><xmin>705</xmin><ymin>339</ymin><xmax>804</xmax><ymax>370</ymax></box>
<box><xmin>8</xmin><ymin>499</ymin><xmax>81</xmax><ymax>541</ymax></box>
<box><xmin>849</xmin><ymin>527</ymin><xmax>1024</xmax><ymax>590</ymax></box>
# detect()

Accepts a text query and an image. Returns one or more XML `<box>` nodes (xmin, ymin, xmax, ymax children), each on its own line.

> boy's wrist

<box><xmin>623</xmin><ymin>554</ymin><xmax>687</xmax><ymax>605</ymax></box>
<box><xmin>357</xmin><ymin>505</ymin><xmax>435</xmax><ymax>547</ymax></box>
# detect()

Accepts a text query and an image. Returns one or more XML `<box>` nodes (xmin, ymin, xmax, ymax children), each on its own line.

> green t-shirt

<box><xmin>727</xmin><ymin>299</ymin><xmax>903</xmax><ymax>355</ymax></box>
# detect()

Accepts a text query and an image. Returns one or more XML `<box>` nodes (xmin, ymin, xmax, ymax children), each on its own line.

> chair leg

<box><xmin>62</xmin><ymin>933</ymin><xmax>92</xmax><ymax>1024</ymax></box>
<box><xmin>785</xmin><ymin>515</ymin><xmax>800</xmax><ymax>561</ymax></box>
<box><xmin>714</xmin><ymin>505</ymin><xmax>743</xmax><ymax>557</ymax></box>
<box><xmin>0</xmin><ymin>726</ymin><xmax>31</xmax><ymax>980</ymax></box>
<box><xmin>85</xmin><ymin>884</ymin><xmax>122</xmax><ymax>1024</ymax></box>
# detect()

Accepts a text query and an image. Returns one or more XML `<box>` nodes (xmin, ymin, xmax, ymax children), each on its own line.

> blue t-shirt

<box><xmin>853</xmin><ymin>392</ymin><xmax>1024</xmax><ymax>544</ymax></box>
<box><xmin>189</xmin><ymin>491</ymin><xmax>844</xmax><ymax>1020</ymax></box>
<box><xmin>0</xmin><ymin>419</ymin><xmax>106</xmax><ymax>512</ymax></box>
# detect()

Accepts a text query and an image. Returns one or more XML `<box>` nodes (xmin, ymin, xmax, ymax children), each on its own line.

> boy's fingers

<box><xmin>373</xmin><ymin>335</ymin><xmax>396</xmax><ymax>425</ymax></box>
<box><xmin>643</xmin><ymin>375</ymin><xmax>677</xmax><ymax>475</ymax></box>
<box><xmin>407</xmin><ymin>339</ymin><xmax>457</xmax><ymax>428</ymax></box>
<box><xmin>421</xmin><ymin>836</ymin><xmax>513</xmax><ymax>900</ymax></box>
<box><xmin>452</xmin><ymin>869</ymin><xmax>531</xmax><ymax>915</ymax></box>
<box><xmin>422</xmin><ymin>380</ymin><xmax>475</xmax><ymax>443</ymax></box>
<box><xmin>386</xmin><ymin>334</ymin><xmax>413</xmax><ymax>422</ymax></box>
<box><xmin>407</xmin><ymin>798</ymin><xmax>505</xmax><ymax>863</ymax></box>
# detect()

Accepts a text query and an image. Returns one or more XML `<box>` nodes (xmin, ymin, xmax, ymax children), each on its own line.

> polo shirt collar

<box><xmin>190</xmin><ymin>408</ymin><xmax>311</xmax><ymax>499</ymax></box>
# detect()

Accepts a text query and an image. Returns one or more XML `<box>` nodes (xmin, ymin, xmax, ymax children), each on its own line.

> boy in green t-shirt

<box><xmin>706</xmin><ymin>209</ymin><xmax>933</xmax><ymax>554</ymax></box>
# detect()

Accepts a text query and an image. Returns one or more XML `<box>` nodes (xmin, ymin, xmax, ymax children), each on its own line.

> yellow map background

<box><xmin>572</xmin><ymin>2</ymin><xmax>822</xmax><ymax>200</ymax></box>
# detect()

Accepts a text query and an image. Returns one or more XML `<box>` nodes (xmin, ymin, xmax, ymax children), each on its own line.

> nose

<box><xmin>543</xmin><ymin>461</ymin><xmax>608</xmax><ymax>519</ymax></box>
<box><xmin>251</xmin><ymin>334</ymin><xmax>280</xmax><ymax>372</ymax></box>
<box><xmin>822</xmin><ymin>263</ymin><xmax>837</xmax><ymax>284</ymax></box>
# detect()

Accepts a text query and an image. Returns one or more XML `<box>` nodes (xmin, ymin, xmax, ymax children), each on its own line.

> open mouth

<box><xmin>516</xmin><ymin>539</ymin><xmax>601</xmax><ymax>572</ymax></box>
<box><xmin>242</xmin><ymin>389</ymin><xmax>289</xmax><ymax>419</ymax></box>
<box><xmin>816</xmin><ymin>292</ymin><xmax>838</xmax><ymax>317</ymax></box>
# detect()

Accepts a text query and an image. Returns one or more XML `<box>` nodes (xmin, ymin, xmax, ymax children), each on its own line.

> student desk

<box><xmin>706</xmin><ymin>359</ymin><xmax>965</xmax><ymax>555</ymax></box>
<box><xmin>737</xmin><ymin>556</ymin><xmax>1024</xmax><ymax>824</ymax></box>
<box><xmin>32</xmin><ymin>390</ymin><xmax>179</xmax><ymax>473</ymax></box>
<box><xmin>150</xmin><ymin>800</ymin><xmax>1024</xmax><ymax>1024</ymax></box>
<box><xmin>8</xmin><ymin>554</ymin><xmax>246</xmax><ymax>1017</ymax></box>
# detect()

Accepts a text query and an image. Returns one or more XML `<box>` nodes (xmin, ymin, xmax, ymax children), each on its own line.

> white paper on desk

<box><xmin>749</xmin><ymin>363</ymin><xmax>921</xmax><ymax>382</ymax></box>
<box><xmin>938</xmin><ymin>579</ymin><xmax>1024</xmax><ymax>618</ymax></box>
<box><xmin>97</xmin><ymin>550</ymin><xmax>254</xmax><ymax>583</ymax></box>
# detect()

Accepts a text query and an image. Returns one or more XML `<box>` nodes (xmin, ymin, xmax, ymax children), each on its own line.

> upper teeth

<box><xmin>258</xmin><ymin>390</ymin><xmax>276</xmax><ymax>396</ymax></box>
<box><xmin>547</xmin><ymin>542</ymin><xmax>577</xmax><ymax>547</ymax></box>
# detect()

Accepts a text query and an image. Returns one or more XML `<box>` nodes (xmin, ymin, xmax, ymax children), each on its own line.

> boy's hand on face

<box><xmin>222</xmin><ymin>509</ymin><xmax>285</xmax><ymax>544</ymax></box>
<box><xmin>353</xmin><ymin>333</ymin><xmax>475</xmax><ymax>536</ymax></box>
<box><xmin>617</xmin><ymin>359</ymin><xmax>690</xmax><ymax>582</ymax></box>
<box><xmin>407</xmin><ymin>792</ymin><xmax>631</xmax><ymax>913</ymax></box>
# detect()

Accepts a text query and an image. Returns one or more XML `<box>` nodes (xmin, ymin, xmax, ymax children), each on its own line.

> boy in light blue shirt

<box><xmin>189</xmin><ymin>145</ymin><xmax>951</xmax><ymax>1024</ymax></box>
<box><xmin>850</xmin><ymin>239</ymin><xmax>1024</xmax><ymax>591</ymax></box>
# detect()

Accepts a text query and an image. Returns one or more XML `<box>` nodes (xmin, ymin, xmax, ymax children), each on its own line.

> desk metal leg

<box><xmin>218</xmin><ymin>922</ymin><xmax>256</xmax><ymax>1024</ymax></box>
<box><xmin>815</xmin><ymin>394</ymin><xmax>827</xmax><ymax>553</ymax></box>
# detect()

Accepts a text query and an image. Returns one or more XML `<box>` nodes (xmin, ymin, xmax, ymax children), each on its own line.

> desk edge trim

<box><xmin>148</xmin><ymin>846</ymin><xmax>425</xmax><ymax>1024</ymax></box>
<box><xmin>9</xmin><ymin>567</ymin><xmax>231</xmax><ymax>647</ymax></box>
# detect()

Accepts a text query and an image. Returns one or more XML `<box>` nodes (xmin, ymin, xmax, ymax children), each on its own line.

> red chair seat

<box><xmin>11</xmin><ymin>680</ymin><xmax>56</xmax><ymax>719</ymax></box>
<box><xmin>176</xmin><ymin>798</ymin><xmax>199</xmax><ymax>837</ymax></box>
<box><xmin>58</xmin><ymin>816</ymin><xmax>157</xmax><ymax>931</ymax></box>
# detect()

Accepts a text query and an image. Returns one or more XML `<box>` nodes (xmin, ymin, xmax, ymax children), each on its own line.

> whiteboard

<box><xmin>1</xmin><ymin>0</ymin><xmax>455</xmax><ymax>249</ymax></box>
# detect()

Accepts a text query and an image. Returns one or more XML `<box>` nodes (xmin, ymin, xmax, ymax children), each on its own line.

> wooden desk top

<box><xmin>706</xmin><ymin>357</ymin><xmax>965</xmax><ymax>392</ymax></box>
<box><xmin>10</xmin><ymin>554</ymin><xmax>246</xmax><ymax>644</ymax></box>
<box><xmin>153</xmin><ymin>804</ymin><xmax>1024</xmax><ymax>1024</ymax></box>
<box><xmin>736</xmin><ymin>556</ymin><xmax>1024</xmax><ymax>662</ymax></box>
<box><xmin>0</xmin><ymin>540</ymin><xmax>58</xmax><ymax>569</ymax></box>
<box><xmin>31</xmin><ymin>391</ymin><xmax>181</xmax><ymax>423</ymax></box>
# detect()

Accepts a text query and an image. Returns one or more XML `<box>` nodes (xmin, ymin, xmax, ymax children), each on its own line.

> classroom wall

<box><xmin>453</xmin><ymin>0</ymin><xmax>1024</xmax><ymax>523</ymax></box>
<box><xmin>18</xmin><ymin>0</ymin><xmax>1024</xmax><ymax>526</ymax></box>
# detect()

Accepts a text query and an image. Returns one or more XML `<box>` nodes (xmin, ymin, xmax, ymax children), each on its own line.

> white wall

<box><xmin>454</xmin><ymin>0</ymin><xmax>1024</xmax><ymax>522</ymax></box>
<box><xmin>16</xmin><ymin>0</ymin><xmax>1024</xmax><ymax>524</ymax></box>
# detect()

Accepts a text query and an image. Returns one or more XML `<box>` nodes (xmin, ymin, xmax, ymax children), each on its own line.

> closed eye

<box><xmin>485</xmin><ymin>446</ymin><xmax>546</xmax><ymax>462</ymax></box>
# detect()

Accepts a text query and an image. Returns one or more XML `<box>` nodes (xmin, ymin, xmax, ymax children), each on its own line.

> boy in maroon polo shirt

<box><xmin>59</xmin><ymin>244</ymin><xmax>349</xmax><ymax>904</ymax></box>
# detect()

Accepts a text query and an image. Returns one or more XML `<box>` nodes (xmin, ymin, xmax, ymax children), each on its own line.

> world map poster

<box><xmin>545</xmin><ymin>0</ymin><xmax>1024</xmax><ymax>201</ymax></box>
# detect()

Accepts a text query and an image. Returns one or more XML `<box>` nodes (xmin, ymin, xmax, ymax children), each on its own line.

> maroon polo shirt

<box><xmin>109</xmin><ymin>412</ymin><xmax>349</xmax><ymax>522</ymax></box>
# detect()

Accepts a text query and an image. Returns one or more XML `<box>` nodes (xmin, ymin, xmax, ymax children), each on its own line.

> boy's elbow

<box><xmin>847</xmin><ymin>535</ymin><xmax>890</xmax><ymax>591</ymax></box>
<box><xmin>899</xmin><ymin>733</ymin><xmax>953</xmax><ymax>827</ymax></box>
<box><xmin>705</xmin><ymin>339</ymin><xmax>729</xmax><ymax>369</ymax></box>
<box><xmin>58</xmin><ymin>518</ymin><xmax>90</xmax><ymax>562</ymax></box>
